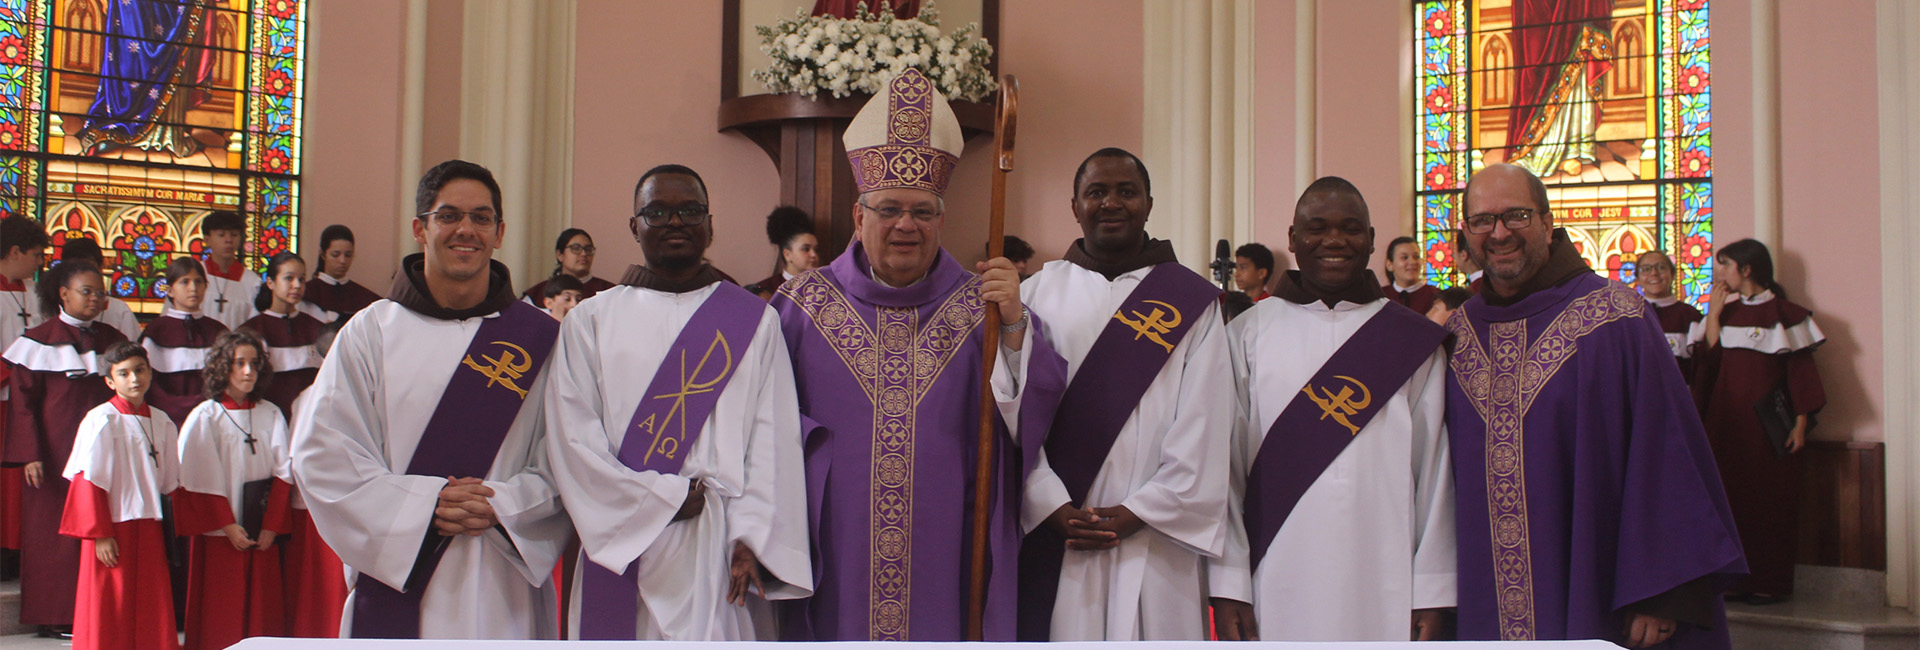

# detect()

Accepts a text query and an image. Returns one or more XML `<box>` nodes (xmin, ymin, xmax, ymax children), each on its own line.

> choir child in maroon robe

<box><xmin>142</xmin><ymin>258</ymin><xmax>230</xmax><ymax>427</ymax></box>
<box><xmin>1447</xmin><ymin>164</ymin><xmax>1743</xmax><ymax>650</ymax></box>
<box><xmin>1382</xmin><ymin>236</ymin><xmax>1441</xmax><ymax>314</ymax></box>
<box><xmin>1692</xmin><ymin>239</ymin><xmax>1825</xmax><ymax>604</ymax></box>
<box><xmin>748</xmin><ymin>206</ymin><xmax>819</xmax><ymax>300</ymax></box>
<box><xmin>240</xmin><ymin>252</ymin><xmax>326</xmax><ymax>418</ymax></box>
<box><xmin>305</xmin><ymin>226</ymin><xmax>382</xmax><ymax>321</ymax></box>
<box><xmin>3</xmin><ymin>260</ymin><xmax>123</xmax><ymax>638</ymax></box>
<box><xmin>60</xmin><ymin>342</ymin><xmax>182</xmax><ymax>650</ymax></box>
<box><xmin>522</xmin><ymin>228</ymin><xmax>616</xmax><ymax>304</ymax></box>
<box><xmin>174</xmin><ymin>330</ymin><xmax>293</xmax><ymax>650</ymax></box>
<box><xmin>1635</xmin><ymin>250</ymin><xmax>1705</xmax><ymax>380</ymax></box>
<box><xmin>0</xmin><ymin>215</ymin><xmax>49</xmax><ymax>566</ymax></box>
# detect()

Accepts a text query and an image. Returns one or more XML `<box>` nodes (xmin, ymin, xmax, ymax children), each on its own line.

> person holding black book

<box><xmin>174</xmin><ymin>329</ymin><xmax>294</xmax><ymax>649</ymax></box>
<box><xmin>1693</xmin><ymin>238</ymin><xmax>1827</xmax><ymax>605</ymax></box>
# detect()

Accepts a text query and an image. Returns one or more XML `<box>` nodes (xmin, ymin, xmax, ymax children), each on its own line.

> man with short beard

<box><xmin>292</xmin><ymin>160</ymin><xmax>569</xmax><ymax>639</ymax></box>
<box><xmin>1012</xmin><ymin>147</ymin><xmax>1232</xmax><ymax>641</ymax></box>
<box><xmin>1445</xmin><ymin>163</ymin><xmax>1743</xmax><ymax>650</ymax></box>
<box><xmin>770</xmin><ymin>69</ymin><xmax>1068</xmax><ymax>641</ymax></box>
<box><xmin>543</xmin><ymin>164</ymin><xmax>811</xmax><ymax>639</ymax></box>
<box><xmin>1209</xmin><ymin>177</ymin><xmax>1456</xmax><ymax>642</ymax></box>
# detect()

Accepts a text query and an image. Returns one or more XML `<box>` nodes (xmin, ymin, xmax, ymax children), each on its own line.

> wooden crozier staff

<box><xmin>967</xmin><ymin>74</ymin><xmax>1018</xmax><ymax>642</ymax></box>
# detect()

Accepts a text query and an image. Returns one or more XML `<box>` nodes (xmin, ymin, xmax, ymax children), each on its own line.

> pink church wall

<box><xmin>300</xmin><ymin>0</ymin><xmax>408</xmax><ymax>288</ymax></box>
<box><xmin>1315</xmin><ymin>0</ymin><xmax>1417</xmax><ymax>279</ymax></box>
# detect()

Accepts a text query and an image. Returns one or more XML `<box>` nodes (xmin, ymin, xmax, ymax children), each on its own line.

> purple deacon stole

<box><xmin>577</xmin><ymin>283</ymin><xmax>765</xmax><ymax>640</ymax></box>
<box><xmin>1242</xmin><ymin>303</ymin><xmax>1446</xmax><ymax>569</ymax></box>
<box><xmin>1017</xmin><ymin>263</ymin><xmax>1220</xmax><ymax>641</ymax></box>
<box><xmin>351</xmin><ymin>301</ymin><xmax>559</xmax><ymax>639</ymax></box>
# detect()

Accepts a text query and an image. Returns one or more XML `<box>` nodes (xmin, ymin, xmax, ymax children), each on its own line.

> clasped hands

<box><xmin>1044</xmin><ymin>503</ymin><xmax>1146</xmax><ymax>551</ymax></box>
<box><xmin>434</xmin><ymin>476</ymin><xmax>498</xmax><ymax>536</ymax></box>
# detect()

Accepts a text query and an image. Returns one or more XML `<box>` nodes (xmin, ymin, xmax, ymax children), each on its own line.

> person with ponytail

<box><xmin>238</xmin><ymin>253</ymin><xmax>325</xmax><ymax>419</ymax></box>
<box><xmin>747</xmin><ymin>206</ymin><xmax>819</xmax><ymax>300</ymax></box>
<box><xmin>141</xmin><ymin>258</ymin><xmax>230</xmax><ymax>426</ymax></box>
<box><xmin>1381</xmin><ymin>236</ymin><xmax>1440</xmax><ymax>314</ymax></box>
<box><xmin>1693</xmin><ymin>238</ymin><xmax>1827</xmax><ymax>605</ymax></box>
<box><xmin>522</xmin><ymin>228</ymin><xmax>616</xmax><ymax>305</ymax></box>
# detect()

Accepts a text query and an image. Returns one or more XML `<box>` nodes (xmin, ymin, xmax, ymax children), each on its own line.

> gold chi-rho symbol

<box><xmin>1113</xmin><ymin>300</ymin><xmax>1183</xmax><ymax>353</ymax></box>
<box><xmin>462</xmin><ymin>341</ymin><xmax>533</xmax><ymax>399</ymax></box>
<box><xmin>1301</xmin><ymin>375</ymin><xmax>1372</xmax><ymax>435</ymax></box>
<box><xmin>639</xmin><ymin>331</ymin><xmax>735</xmax><ymax>465</ymax></box>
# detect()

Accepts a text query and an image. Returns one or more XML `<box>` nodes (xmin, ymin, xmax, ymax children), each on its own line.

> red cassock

<box><xmin>282</xmin><ymin>508</ymin><xmax>348</xmax><ymax>637</ymax></box>
<box><xmin>2</xmin><ymin>391</ymin><xmax>19</xmax><ymax>551</ymax></box>
<box><xmin>238</xmin><ymin>311</ymin><xmax>326</xmax><ymax>418</ymax></box>
<box><xmin>1693</xmin><ymin>292</ymin><xmax>1827</xmax><ymax>596</ymax></box>
<box><xmin>59</xmin><ymin>397</ymin><xmax>183</xmax><ymax>650</ymax></box>
<box><xmin>2</xmin><ymin>316</ymin><xmax>126</xmax><ymax>626</ymax></box>
<box><xmin>174</xmin><ymin>397</ymin><xmax>297</xmax><ymax>650</ymax></box>
<box><xmin>139</xmin><ymin>310</ymin><xmax>229</xmax><ymax>427</ymax></box>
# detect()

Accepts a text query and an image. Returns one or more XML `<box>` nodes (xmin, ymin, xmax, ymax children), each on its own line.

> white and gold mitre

<box><xmin>843</xmin><ymin>68</ymin><xmax>963</xmax><ymax>196</ymax></box>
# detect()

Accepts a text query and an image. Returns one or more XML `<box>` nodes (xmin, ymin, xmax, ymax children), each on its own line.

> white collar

<box><xmin>315</xmin><ymin>272</ymin><xmax>348</xmax><ymax>286</ymax></box>
<box><xmin>58</xmin><ymin>310</ymin><xmax>94</xmax><ymax>328</ymax></box>
<box><xmin>162</xmin><ymin>306</ymin><xmax>206</xmax><ymax>319</ymax></box>
<box><xmin>1393</xmin><ymin>279</ymin><xmax>1426</xmax><ymax>292</ymax></box>
<box><xmin>869</xmin><ymin>266</ymin><xmax>927</xmax><ymax>288</ymax></box>
<box><xmin>782</xmin><ymin>270</ymin><xmax>796</xmax><ymax>282</ymax></box>
<box><xmin>1739</xmin><ymin>289</ymin><xmax>1776</xmax><ymax>305</ymax></box>
<box><xmin>1645</xmin><ymin>295</ymin><xmax>1679</xmax><ymax>308</ymax></box>
<box><xmin>262</xmin><ymin>306</ymin><xmax>297</xmax><ymax>319</ymax></box>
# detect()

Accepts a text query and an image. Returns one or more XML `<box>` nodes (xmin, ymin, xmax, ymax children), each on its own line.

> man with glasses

<box><xmin>1444</xmin><ymin>163</ymin><xmax>1743</xmax><ymax>650</ymax></box>
<box><xmin>293</xmin><ymin>160</ymin><xmax>570</xmax><ymax>639</ymax></box>
<box><xmin>1011</xmin><ymin>148</ymin><xmax>1232</xmax><ymax>641</ymax></box>
<box><xmin>769</xmin><ymin>69</ymin><xmax>1068</xmax><ymax>641</ymax></box>
<box><xmin>543</xmin><ymin>164</ymin><xmax>812</xmax><ymax>639</ymax></box>
<box><xmin>1634</xmin><ymin>250</ymin><xmax>1704</xmax><ymax>379</ymax></box>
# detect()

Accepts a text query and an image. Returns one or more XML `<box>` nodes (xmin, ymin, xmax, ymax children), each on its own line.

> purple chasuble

<box><xmin>1446</xmin><ymin>272</ymin><xmax>1744</xmax><ymax>650</ymax></box>
<box><xmin>350</xmin><ymin>301</ymin><xmax>559</xmax><ymax>639</ymax></box>
<box><xmin>1243</xmin><ymin>302</ymin><xmax>1446</xmax><ymax>569</ymax></box>
<box><xmin>771</xmin><ymin>241</ymin><xmax>1068</xmax><ymax>641</ymax></box>
<box><xmin>576</xmin><ymin>282</ymin><xmax>765</xmax><ymax>640</ymax></box>
<box><xmin>1015</xmin><ymin>262</ymin><xmax>1220</xmax><ymax>641</ymax></box>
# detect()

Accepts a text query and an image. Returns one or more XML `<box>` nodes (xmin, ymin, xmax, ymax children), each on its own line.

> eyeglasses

<box><xmin>859</xmin><ymin>202</ymin><xmax>941</xmax><ymax>224</ymax></box>
<box><xmin>635</xmin><ymin>205</ymin><xmax>710</xmax><ymax>227</ymax></box>
<box><xmin>565</xmin><ymin>244</ymin><xmax>596</xmax><ymax>255</ymax></box>
<box><xmin>1461</xmin><ymin>208</ymin><xmax>1539</xmax><ymax>235</ymax></box>
<box><xmin>418</xmin><ymin>209</ymin><xmax>500</xmax><ymax>227</ymax></box>
<box><xmin>1641</xmin><ymin>263</ymin><xmax>1675</xmax><ymax>273</ymax></box>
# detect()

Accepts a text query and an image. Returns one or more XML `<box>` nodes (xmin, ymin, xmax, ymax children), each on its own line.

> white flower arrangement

<box><xmin>752</xmin><ymin>1</ymin><xmax>996</xmax><ymax>102</ymax></box>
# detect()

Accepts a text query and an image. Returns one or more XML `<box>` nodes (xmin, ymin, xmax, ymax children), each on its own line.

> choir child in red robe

<box><xmin>304</xmin><ymin>226</ymin><xmax>381</xmax><ymax>321</ymax></box>
<box><xmin>60</xmin><ymin>342</ymin><xmax>182</xmax><ymax>650</ymax></box>
<box><xmin>174</xmin><ymin>330</ymin><xmax>294</xmax><ymax>650</ymax></box>
<box><xmin>1635</xmin><ymin>250</ymin><xmax>1705</xmax><ymax>381</ymax></box>
<box><xmin>0</xmin><ymin>216</ymin><xmax>50</xmax><ymax>565</ymax></box>
<box><xmin>240</xmin><ymin>252</ymin><xmax>326</xmax><ymax>418</ymax></box>
<box><xmin>1382</xmin><ymin>236</ymin><xmax>1441</xmax><ymax>314</ymax></box>
<box><xmin>1692</xmin><ymin>239</ymin><xmax>1826</xmax><ymax>604</ymax></box>
<box><xmin>142</xmin><ymin>258</ymin><xmax>230</xmax><ymax>427</ymax></box>
<box><xmin>3</xmin><ymin>260</ymin><xmax>124</xmax><ymax>638</ymax></box>
<box><xmin>522</xmin><ymin>228</ymin><xmax>616</xmax><ymax>304</ymax></box>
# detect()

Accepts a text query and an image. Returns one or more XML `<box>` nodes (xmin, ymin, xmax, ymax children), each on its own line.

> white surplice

<box><xmin>544</xmin><ymin>284</ymin><xmax>811</xmax><ymax>640</ymax></box>
<box><xmin>178</xmin><ymin>399</ymin><xmax>290</xmax><ymax>528</ymax></box>
<box><xmin>290</xmin><ymin>300</ymin><xmax>569</xmax><ymax>640</ymax></box>
<box><xmin>1012</xmin><ymin>260</ymin><xmax>1235</xmax><ymax>641</ymax></box>
<box><xmin>64</xmin><ymin>403</ymin><xmax>180</xmax><ymax>523</ymax></box>
<box><xmin>204</xmin><ymin>269</ymin><xmax>261</xmax><ymax>331</ymax></box>
<box><xmin>1211</xmin><ymin>297</ymin><xmax>1457</xmax><ymax>641</ymax></box>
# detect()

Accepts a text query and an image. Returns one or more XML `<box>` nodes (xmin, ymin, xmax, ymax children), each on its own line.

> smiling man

<box><xmin>1011</xmin><ymin>148</ymin><xmax>1231</xmax><ymax>641</ymax></box>
<box><xmin>769</xmin><ymin>69</ymin><xmax>1067</xmax><ymax>642</ymax></box>
<box><xmin>292</xmin><ymin>160</ymin><xmax>569</xmax><ymax>639</ymax></box>
<box><xmin>1207</xmin><ymin>177</ymin><xmax>1455</xmax><ymax>642</ymax></box>
<box><xmin>1445</xmin><ymin>163</ymin><xmax>1743</xmax><ymax>650</ymax></box>
<box><xmin>543</xmin><ymin>164</ymin><xmax>811</xmax><ymax>640</ymax></box>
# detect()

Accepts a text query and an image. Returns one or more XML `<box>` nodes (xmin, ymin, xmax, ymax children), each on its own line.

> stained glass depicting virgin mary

<box><xmin>74</xmin><ymin>0</ymin><xmax>219</xmax><ymax>159</ymax></box>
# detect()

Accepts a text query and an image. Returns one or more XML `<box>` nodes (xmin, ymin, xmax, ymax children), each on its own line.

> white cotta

<box><xmin>544</xmin><ymin>284</ymin><xmax>812</xmax><ymax>640</ymax></box>
<box><xmin>1009</xmin><ymin>260</ymin><xmax>1235</xmax><ymax>641</ymax></box>
<box><xmin>1212</xmin><ymin>297</ymin><xmax>1457</xmax><ymax>641</ymax></box>
<box><xmin>204</xmin><ymin>270</ymin><xmax>262</xmax><ymax>332</ymax></box>
<box><xmin>177</xmin><ymin>399</ymin><xmax>290</xmax><ymax>531</ymax></box>
<box><xmin>63</xmin><ymin>403</ymin><xmax>181</xmax><ymax>523</ymax></box>
<box><xmin>290</xmin><ymin>299</ymin><xmax>569</xmax><ymax>640</ymax></box>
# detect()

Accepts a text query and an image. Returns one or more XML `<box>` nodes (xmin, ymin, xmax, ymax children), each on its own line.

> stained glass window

<box><xmin>1415</xmin><ymin>0</ymin><xmax>1712</xmax><ymax>308</ymax></box>
<box><xmin>2</xmin><ymin>0</ymin><xmax>306</xmax><ymax>313</ymax></box>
